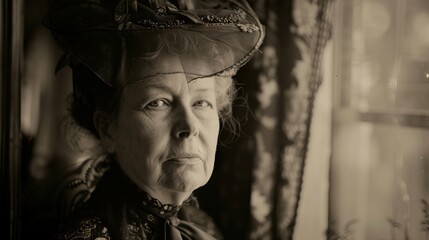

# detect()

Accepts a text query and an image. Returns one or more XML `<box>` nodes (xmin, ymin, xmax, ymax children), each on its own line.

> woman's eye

<box><xmin>193</xmin><ymin>100</ymin><xmax>212</xmax><ymax>108</ymax></box>
<box><xmin>146</xmin><ymin>99</ymin><xmax>169</xmax><ymax>109</ymax></box>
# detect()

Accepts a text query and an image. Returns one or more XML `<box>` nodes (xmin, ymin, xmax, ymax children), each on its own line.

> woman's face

<box><xmin>108</xmin><ymin>70</ymin><xmax>220</xmax><ymax>203</ymax></box>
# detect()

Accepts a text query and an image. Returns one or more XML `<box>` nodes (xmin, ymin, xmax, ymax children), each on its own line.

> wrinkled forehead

<box><xmin>123</xmin><ymin>54</ymin><xmax>216</xmax><ymax>86</ymax></box>
<box><xmin>123</xmin><ymin>71</ymin><xmax>217</xmax><ymax>98</ymax></box>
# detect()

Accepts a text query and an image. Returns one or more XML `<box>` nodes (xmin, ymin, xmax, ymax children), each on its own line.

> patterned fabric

<box><xmin>214</xmin><ymin>0</ymin><xmax>334</xmax><ymax>239</ymax></box>
<box><xmin>274</xmin><ymin>1</ymin><xmax>334</xmax><ymax>239</ymax></box>
<box><xmin>56</xmin><ymin>154</ymin><xmax>111</xmax><ymax>218</ymax></box>
<box><xmin>54</xmin><ymin>163</ymin><xmax>222</xmax><ymax>240</ymax></box>
<box><xmin>56</xmin><ymin>215</ymin><xmax>110</xmax><ymax>240</ymax></box>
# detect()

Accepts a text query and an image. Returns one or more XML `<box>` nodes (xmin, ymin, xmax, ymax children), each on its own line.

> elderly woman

<box><xmin>44</xmin><ymin>0</ymin><xmax>264</xmax><ymax>239</ymax></box>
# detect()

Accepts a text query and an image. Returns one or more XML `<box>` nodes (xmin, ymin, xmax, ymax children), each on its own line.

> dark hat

<box><xmin>45</xmin><ymin>0</ymin><xmax>265</xmax><ymax>86</ymax></box>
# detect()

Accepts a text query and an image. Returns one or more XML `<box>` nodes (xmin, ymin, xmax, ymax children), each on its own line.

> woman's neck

<box><xmin>137</xmin><ymin>184</ymin><xmax>191</xmax><ymax>206</ymax></box>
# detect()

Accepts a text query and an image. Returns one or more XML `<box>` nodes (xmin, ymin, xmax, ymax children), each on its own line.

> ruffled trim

<box><xmin>135</xmin><ymin>187</ymin><xmax>199</xmax><ymax>218</ymax></box>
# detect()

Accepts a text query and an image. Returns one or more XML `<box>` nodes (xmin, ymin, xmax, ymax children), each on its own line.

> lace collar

<box><xmin>127</xmin><ymin>181</ymin><xmax>199</xmax><ymax>219</ymax></box>
<box><xmin>126</xmin><ymin>184</ymin><xmax>200</xmax><ymax>235</ymax></box>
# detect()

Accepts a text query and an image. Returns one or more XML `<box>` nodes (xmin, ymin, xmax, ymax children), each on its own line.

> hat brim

<box><xmin>45</xmin><ymin>0</ymin><xmax>265</xmax><ymax>86</ymax></box>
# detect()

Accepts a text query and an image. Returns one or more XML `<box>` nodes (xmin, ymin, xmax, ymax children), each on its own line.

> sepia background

<box><xmin>2</xmin><ymin>0</ymin><xmax>429</xmax><ymax>239</ymax></box>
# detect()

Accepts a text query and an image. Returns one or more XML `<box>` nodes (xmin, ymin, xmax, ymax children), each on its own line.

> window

<box><xmin>330</xmin><ymin>0</ymin><xmax>429</xmax><ymax>239</ymax></box>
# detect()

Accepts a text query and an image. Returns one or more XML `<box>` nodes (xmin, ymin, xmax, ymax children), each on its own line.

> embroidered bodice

<box><xmin>54</xmin><ymin>165</ymin><xmax>222</xmax><ymax>240</ymax></box>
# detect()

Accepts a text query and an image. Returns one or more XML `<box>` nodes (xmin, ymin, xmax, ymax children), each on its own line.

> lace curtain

<box><xmin>202</xmin><ymin>0</ymin><xmax>334</xmax><ymax>239</ymax></box>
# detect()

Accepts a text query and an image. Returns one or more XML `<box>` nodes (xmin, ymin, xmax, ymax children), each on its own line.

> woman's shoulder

<box><xmin>53</xmin><ymin>211</ymin><xmax>111</xmax><ymax>240</ymax></box>
<box><xmin>178</xmin><ymin>204</ymin><xmax>223</xmax><ymax>240</ymax></box>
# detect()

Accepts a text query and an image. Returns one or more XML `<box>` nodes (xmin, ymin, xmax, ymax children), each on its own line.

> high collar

<box><xmin>129</xmin><ymin>182</ymin><xmax>199</xmax><ymax>219</ymax></box>
<box><xmin>124</xmin><ymin>177</ymin><xmax>200</xmax><ymax>236</ymax></box>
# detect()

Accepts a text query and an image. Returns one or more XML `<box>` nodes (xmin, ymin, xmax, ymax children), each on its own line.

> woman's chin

<box><xmin>159</xmin><ymin>166</ymin><xmax>209</xmax><ymax>194</ymax></box>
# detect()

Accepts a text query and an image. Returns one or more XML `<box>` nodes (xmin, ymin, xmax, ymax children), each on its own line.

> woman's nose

<box><xmin>173</xmin><ymin>106</ymin><xmax>199</xmax><ymax>139</ymax></box>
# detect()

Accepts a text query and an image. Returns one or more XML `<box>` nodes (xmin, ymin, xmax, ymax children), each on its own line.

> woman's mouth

<box><xmin>166</xmin><ymin>153</ymin><xmax>203</xmax><ymax>164</ymax></box>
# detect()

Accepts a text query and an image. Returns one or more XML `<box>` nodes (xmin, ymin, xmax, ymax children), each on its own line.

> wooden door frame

<box><xmin>1</xmin><ymin>0</ymin><xmax>23</xmax><ymax>239</ymax></box>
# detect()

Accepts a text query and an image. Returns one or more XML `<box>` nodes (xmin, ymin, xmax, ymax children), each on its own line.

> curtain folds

<box><xmin>212</xmin><ymin>0</ymin><xmax>334</xmax><ymax>239</ymax></box>
<box><xmin>249</xmin><ymin>0</ymin><xmax>334</xmax><ymax>239</ymax></box>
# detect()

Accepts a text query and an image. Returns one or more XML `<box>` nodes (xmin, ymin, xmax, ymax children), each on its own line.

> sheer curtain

<box><xmin>203</xmin><ymin>0</ymin><xmax>335</xmax><ymax>239</ymax></box>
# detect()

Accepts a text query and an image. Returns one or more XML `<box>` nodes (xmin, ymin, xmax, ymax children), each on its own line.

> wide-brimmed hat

<box><xmin>44</xmin><ymin>0</ymin><xmax>265</xmax><ymax>86</ymax></box>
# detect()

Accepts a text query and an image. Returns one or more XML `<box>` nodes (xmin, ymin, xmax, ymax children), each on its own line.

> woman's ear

<box><xmin>93</xmin><ymin>111</ymin><xmax>116</xmax><ymax>153</ymax></box>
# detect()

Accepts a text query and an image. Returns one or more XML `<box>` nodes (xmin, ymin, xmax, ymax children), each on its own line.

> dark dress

<box><xmin>53</xmin><ymin>162</ymin><xmax>222</xmax><ymax>240</ymax></box>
